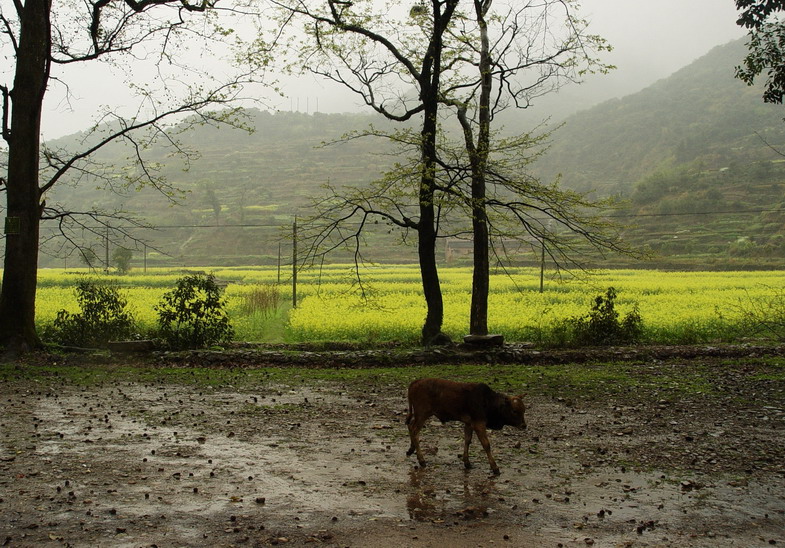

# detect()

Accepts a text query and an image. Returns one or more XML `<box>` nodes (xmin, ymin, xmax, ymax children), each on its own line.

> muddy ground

<box><xmin>1</xmin><ymin>347</ymin><xmax>784</xmax><ymax>547</ymax></box>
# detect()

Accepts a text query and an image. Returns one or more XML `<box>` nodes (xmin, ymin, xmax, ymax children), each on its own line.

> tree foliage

<box><xmin>279</xmin><ymin>0</ymin><xmax>625</xmax><ymax>342</ymax></box>
<box><xmin>434</xmin><ymin>0</ymin><xmax>616</xmax><ymax>335</ymax></box>
<box><xmin>112</xmin><ymin>247</ymin><xmax>133</xmax><ymax>274</ymax></box>
<box><xmin>736</xmin><ymin>0</ymin><xmax>785</xmax><ymax>103</ymax></box>
<box><xmin>737</xmin><ymin>0</ymin><xmax>785</xmax><ymax>29</ymax></box>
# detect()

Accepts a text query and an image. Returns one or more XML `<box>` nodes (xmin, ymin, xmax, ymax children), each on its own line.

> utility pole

<box><xmin>292</xmin><ymin>218</ymin><xmax>298</xmax><ymax>309</ymax></box>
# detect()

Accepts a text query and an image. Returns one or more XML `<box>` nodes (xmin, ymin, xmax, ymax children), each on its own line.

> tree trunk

<box><xmin>418</xmin><ymin>101</ymin><xmax>444</xmax><ymax>344</ymax></box>
<box><xmin>468</xmin><ymin>0</ymin><xmax>492</xmax><ymax>337</ymax></box>
<box><xmin>418</xmin><ymin>195</ymin><xmax>443</xmax><ymax>343</ymax></box>
<box><xmin>0</xmin><ymin>0</ymin><xmax>51</xmax><ymax>352</ymax></box>
<box><xmin>470</xmin><ymin>183</ymin><xmax>489</xmax><ymax>335</ymax></box>
<box><xmin>417</xmin><ymin>0</ymin><xmax>458</xmax><ymax>345</ymax></box>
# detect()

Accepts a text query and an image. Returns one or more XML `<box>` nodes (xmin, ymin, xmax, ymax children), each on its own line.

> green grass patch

<box><xmin>0</xmin><ymin>359</ymin><xmax>724</xmax><ymax>403</ymax></box>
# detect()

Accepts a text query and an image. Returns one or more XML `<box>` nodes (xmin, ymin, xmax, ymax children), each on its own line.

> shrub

<box><xmin>155</xmin><ymin>274</ymin><xmax>234</xmax><ymax>349</ymax></box>
<box><xmin>44</xmin><ymin>279</ymin><xmax>136</xmax><ymax>347</ymax></box>
<box><xmin>570</xmin><ymin>287</ymin><xmax>643</xmax><ymax>346</ymax></box>
<box><xmin>728</xmin><ymin>236</ymin><xmax>758</xmax><ymax>257</ymax></box>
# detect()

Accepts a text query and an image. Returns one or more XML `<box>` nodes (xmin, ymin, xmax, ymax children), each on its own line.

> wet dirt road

<box><xmin>1</xmin><ymin>364</ymin><xmax>784</xmax><ymax>547</ymax></box>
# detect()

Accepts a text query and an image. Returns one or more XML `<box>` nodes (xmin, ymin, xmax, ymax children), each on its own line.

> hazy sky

<box><xmin>37</xmin><ymin>0</ymin><xmax>746</xmax><ymax>139</ymax></box>
<box><xmin>580</xmin><ymin>0</ymin><xmax>745</xmax><ymax>96</ymax></box>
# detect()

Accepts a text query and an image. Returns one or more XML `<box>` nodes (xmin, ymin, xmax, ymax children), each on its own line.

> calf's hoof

<box><xmin>491</xmin><ymin>468</ymin><xmax>501</xmax><ymax>476</ymax></box>
<box><xmin>406</xmin><ymin>448</ymin><xmax>414</xmax><ymax>456</ymax></box>
<box><xmin>463</xmin><ymin>461</ymin><xmax>473</xmax><ymax>470</ymax></box>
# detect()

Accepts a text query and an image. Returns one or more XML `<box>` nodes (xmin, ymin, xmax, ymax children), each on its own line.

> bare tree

<box><xmin>277</xmin><ymin>0</ymin><xmax>628</xmax><ymax>344</ymax></box>
<box><xmin>272</xmin><ymin>0</ymin><xmax>460</xmax><ymax>344</ymax></box>
<box><xmin>438</xmin><ymin>0</ymin><xmax>620</xmax><ymax>337</ymax></box>
<box><xmin>0</xmin><ymin>0</ymin><xmax>269</xmax><ymax>353</ymax></box>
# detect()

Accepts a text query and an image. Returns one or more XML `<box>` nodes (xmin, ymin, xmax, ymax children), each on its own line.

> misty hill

<box><xmin>533</xmin><ymin>39</ymin><xmax>785</xmax><ymax>194</ymax></box>
<box><xmin>38</xmin><ymin>38</ymin><xmax>785</xmax><ymax>268</ymax></box>
<box><xmin>530</xmin><ymin>38</ymin><xmax>785</xmax><ymax>268</ymax></box>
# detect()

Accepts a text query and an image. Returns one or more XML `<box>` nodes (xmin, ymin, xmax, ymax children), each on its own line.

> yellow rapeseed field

<box><xmin>33</xmin><ymin>266</ymin><xmax>785</xmax><ymax>345</ymax></box>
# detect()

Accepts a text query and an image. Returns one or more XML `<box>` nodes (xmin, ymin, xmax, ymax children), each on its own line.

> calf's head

<box><xmin>505</xmin><ymin>395</ymin><xmax>526</xmax><ymax>429</ymax></box>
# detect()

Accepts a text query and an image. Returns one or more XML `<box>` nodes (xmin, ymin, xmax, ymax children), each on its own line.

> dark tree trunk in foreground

<box><xmin>417</xmin><ymin>0</ymin><xmax>457</xmax><ymax>344</ymax></box>
<box><xmin>418</xmin><ymin>106</ymin><xmax>444</xmax><ymax>343</ymax></box>
<box><xmin>0</xmin><ymin>0</ymin><xmax>51</xmax><ymax>352</ymax></box>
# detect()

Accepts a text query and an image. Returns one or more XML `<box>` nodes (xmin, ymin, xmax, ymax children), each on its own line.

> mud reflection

<box><xmin>406</xmin><ymin>467</ymin><xmax>496</xmax><ymax>522</ymax></box>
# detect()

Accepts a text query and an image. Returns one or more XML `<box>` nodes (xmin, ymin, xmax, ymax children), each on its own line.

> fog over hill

<box><xmin>531</xmin><ymin>39</ymin><xmax>785</xmax><ymax>194</ymax></box>
<box><xmin>32</xmin><ymin>38</ymin><xmax>785</xmax><ymax>269</ymax></box>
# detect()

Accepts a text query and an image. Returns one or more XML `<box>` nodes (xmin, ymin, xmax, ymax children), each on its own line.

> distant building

<box><xmin>445</xmin><ymin>239</ymin><xmax>474</xmax><ymax>263</ymax></box>
<box><xmin>444</xmin><ymin>237</ymin><xmax>539</xmax><ymax>263</ymax></box>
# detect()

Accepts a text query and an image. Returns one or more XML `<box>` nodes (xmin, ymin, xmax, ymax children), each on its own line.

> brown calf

<box><xmin>405</xmin><ymin>378</ymin><xmax>526</xmax><ymax>475</ymax></box>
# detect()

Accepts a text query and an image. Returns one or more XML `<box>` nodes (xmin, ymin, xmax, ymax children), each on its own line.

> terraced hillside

<box><xmin>31</xmin><ymin>39</ymin><xmax>785</xmax><ymax>268</ymax></box>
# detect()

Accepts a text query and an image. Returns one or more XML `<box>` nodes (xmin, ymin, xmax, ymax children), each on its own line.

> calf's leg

<box><xmin>462</xmin><ymin>423</ymin><xmax>474</xmax><ymax>469</ymax></box>
<box><xmin>473</xmin><ymin>423</ymin><xmax>500</xmax><ymax>475</ymax></box>
<box><xmin>406</xmin><ymin>413</ymin><xmax>428</xmax><ymax>468</ymax></box>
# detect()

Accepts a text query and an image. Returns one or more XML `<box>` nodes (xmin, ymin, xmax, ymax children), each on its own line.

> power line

<box><xmin>606</xmin><ymin>207</ymin><xmax>783</xmax><ymax>218</ymax></box>
<box><xmin>139</xmin><ymin>223</ymin><xmax>286</xmax><ymax>229</ymax></box>
<box><xmin>39</xmin><ymin>222</ymin><xmax>288</xmax><ymax>231</ymax></box>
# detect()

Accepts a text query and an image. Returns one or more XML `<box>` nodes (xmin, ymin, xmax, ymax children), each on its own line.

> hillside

<box><xmin>31</xmin><ymin>38</ymin><xmax>785</xmax><ymax>269</ymax></box>
<box><xmin>40</xmin><ymin>110</ymin><xmax>405</xmax><ymax>267</ymax></box>
<box><xmin>533</xmin><ymin>39</ymin><xmax>785</xmax><ymax>194</ymax></box>
<box><xmin>529</xmin><ymin>39</ymin><xmax>785</xmax><ymax>268</ymax></box>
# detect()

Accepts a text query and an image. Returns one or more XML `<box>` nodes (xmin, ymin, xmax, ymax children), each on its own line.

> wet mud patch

<box><xmin>0</xmin><ymin>361</ymin><xmax>784</xmax><ymax>547</ymax></box>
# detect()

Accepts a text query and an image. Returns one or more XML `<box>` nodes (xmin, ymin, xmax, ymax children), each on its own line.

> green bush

<box><xmin>155</xmin><ymin>274</ymin><xmax>234</xmax><ymax>349</ymax></box>
<box><xmin>44</xmin><ymin>279</ymin><xmax>136</xmax><ymax>347</ymax></box>
<box><xmin>569</xmin><ymin>287</ymin><xmax>643</xmax><ymax>346</ymax></box>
